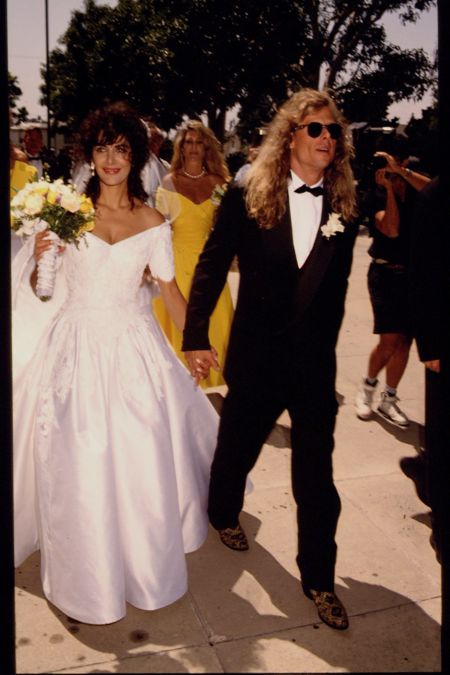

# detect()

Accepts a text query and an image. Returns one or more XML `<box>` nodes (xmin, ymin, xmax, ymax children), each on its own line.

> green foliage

<box><xmin>338</xmin><ymin>45</ymin><xmax>433</xmax><ymax>123</ymax></box>
<box><xmin>44</xmin><ymin>0</ymin><xmax>437</xmax><ymax>140</ymax></box>
<box><xmin>14</xmin><ymin>107</ymin><xmax>30</xmax><ymax>124</ymax></box>
<box><xmin>405</xmin><ymin>103</ymin><xmax>439</xmax><ymax>175</ymax></box>
<box><xmin>8</xmin><ymin>72</ymin><xmax>22</xmax><ymax>110</ymax></box>
<box><xmin>40</xmin><ymin>204</ymin><xmax>88</xmax><ymax>245</ymax></box>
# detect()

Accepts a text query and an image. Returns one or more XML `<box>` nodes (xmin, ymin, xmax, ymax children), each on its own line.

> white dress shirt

<box><xmin>288</xmin><ymin>171</ymin><xmax>324</xmax><ymax>268</ymax></box>
<box><xmin>27</xmin><ymin>156</ymin><xmax>44</xmax><ymax>179</ymax></box>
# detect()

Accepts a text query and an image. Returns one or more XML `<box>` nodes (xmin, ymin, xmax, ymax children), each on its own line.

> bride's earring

<box><xmin>90</xmin><ymin>161</ymin><xmax>95</xmax><ymax>176</ymax></box>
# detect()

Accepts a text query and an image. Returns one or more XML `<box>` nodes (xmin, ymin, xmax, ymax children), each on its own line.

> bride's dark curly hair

<box><xmin>77</xmin><ymin>101</ymin><xmax>149</xmax><ymax>208</ymax></box>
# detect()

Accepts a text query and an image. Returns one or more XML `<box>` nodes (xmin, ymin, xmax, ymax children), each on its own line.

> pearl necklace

<box><xmin>182</xmin><ymin>168</ymin><xmax>206</xmax><ymax>179</ymax></box>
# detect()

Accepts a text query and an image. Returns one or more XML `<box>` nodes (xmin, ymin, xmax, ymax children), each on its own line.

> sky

<box><xmin>7</xmin><ymin>0</ymin><xmax>438</xmax><ymax>125</ymax></box>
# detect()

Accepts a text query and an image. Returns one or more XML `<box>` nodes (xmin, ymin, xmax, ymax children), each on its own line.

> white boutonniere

<box><xmin>321</xmin><ymin>212</ymin><xmax>345</xmax><ymax>239</ymax></box>
<box><xmin>210</xmin><ymin>182</ymin><xmax>228</xmax><ymax>206</ymax></box>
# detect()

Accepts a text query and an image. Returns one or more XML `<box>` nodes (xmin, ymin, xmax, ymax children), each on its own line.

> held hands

<box><xmin>185</xmin><ymin>348</ymin><xmax>220</xmax><ymax>386</ymax></box>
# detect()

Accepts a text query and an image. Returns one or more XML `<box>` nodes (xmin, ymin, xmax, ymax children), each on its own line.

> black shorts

<box><xmin>368</xmin><ymin>261</ymin><xmax>413</xmax><ymax>335</ymax></box>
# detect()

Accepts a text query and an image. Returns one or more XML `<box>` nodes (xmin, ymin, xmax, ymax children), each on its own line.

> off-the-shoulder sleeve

<box><xmin>155</xmin><ymin>187</ymin><xmax>181</xmax><ymax>223</ymax></box>
<box><xmin>147</xmin><ymin>221</ymin><xmax>175</xmax><ymax>282</ymax></box>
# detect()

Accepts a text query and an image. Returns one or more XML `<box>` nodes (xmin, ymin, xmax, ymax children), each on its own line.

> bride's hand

<box><xmin>185</xmin><ymin>348</ymin><xmax>220</xmax><ymax>385</ymax></box>
<box><xmin>34</xmin><ymin>230</ymin><xmax>65</xmax><ymax>262</ymax></box>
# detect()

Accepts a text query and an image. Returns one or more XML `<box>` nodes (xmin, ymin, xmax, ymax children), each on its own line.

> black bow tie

<box><xmin>295</xmin><ymin>184</ymin><xmax>324</xmax><ymax>197</ymax></box>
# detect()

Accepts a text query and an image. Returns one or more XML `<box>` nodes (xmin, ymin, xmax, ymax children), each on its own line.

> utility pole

<box><xmin>45</xmin><ymin>0</ymin><xmax>51</xmax><ymax>148</ymax></box>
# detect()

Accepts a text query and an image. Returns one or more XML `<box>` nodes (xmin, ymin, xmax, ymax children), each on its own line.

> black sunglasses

<box><xmin>294</xmin><ymin>122</ymin><xmax>342</xmax><ymax>140</ymax></box>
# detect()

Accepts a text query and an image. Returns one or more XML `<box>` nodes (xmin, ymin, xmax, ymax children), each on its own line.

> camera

<box><xmin>372</xmin><ymin>154</ymin><xmax>387</xmax><ymax>171</ymax></box>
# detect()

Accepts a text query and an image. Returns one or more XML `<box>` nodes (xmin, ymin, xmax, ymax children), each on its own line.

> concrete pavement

<box><xmin>14</xmin><ymin>228</ymin><xmax>441</xmax><ymax>673</ymax></box>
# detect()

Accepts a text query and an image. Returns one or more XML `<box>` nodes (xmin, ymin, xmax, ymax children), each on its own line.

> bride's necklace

<box><xmin>182</xmin><ymin>167</ymin><xmax>206</xmax><ymax>179</ymax></box>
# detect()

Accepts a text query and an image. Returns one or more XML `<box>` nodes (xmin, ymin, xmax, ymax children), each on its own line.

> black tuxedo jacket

<box><xmin>182</xmin><ymin>185</ymin><xmax>358</xmax><ymax>387</ymax></box>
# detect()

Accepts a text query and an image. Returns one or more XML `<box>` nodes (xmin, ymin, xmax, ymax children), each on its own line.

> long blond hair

<box><xmin>246</xmin><ymin>88</ymin><xmax>357</xmax><ymax>228</ymax></box>
<box><xmin>171</xmin><ymin>120</ymin><xmax>230</xmax><ymax>181</ymax></box>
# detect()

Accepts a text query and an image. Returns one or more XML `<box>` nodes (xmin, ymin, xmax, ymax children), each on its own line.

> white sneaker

<box><xmin>355</xmin><ymin>379</ymin><xmax>377</xmax><ymax>420</ymax></box>
<box><xmin>377</xmin><ymin>391</ymin><xmax>409</xmax><ymax>428</ymax></box>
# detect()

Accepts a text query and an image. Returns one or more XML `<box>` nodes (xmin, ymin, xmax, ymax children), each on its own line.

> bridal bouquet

<box><xmin>11</xmin><ymin>179</ymin><xmax>95</xmax><ymax>301</ymax></box>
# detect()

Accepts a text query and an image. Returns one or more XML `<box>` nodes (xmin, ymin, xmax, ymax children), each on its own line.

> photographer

<box><xmin>355</xmin><ymin>138</ymin><xmax>431</xmax><ymax>427</ymax></box>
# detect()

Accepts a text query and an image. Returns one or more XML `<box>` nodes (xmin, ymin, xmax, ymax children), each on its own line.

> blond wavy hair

<box><xmin>171</xmin><ymin>120</ymin><xmax>230</xmax><ymax>181</ymax></box>
<box><xmin>246</xmin><ymin>88</ymin><xmax>357</xmax><ymax>228</ymax></box>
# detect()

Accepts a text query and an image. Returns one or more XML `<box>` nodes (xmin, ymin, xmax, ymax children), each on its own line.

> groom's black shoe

<box><xmin>302</xmin><ymin>584</ymin><xmax>349</xmax><ymax>630</ymax></box>
<box><xmin>217</xmin><ymin>522</ymin><xmax>249</xmax><ymax>551</ymax></box>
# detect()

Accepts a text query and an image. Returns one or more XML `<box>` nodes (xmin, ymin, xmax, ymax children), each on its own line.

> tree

<box><xmin>45</xmin><ymin>0</ymin><xmax>436</xmax><ymax>140</ymax></box>
<box><xmin>8</xmin><ymin>73</ymin><xmax>30</xmax><ymax>123</ymax></box>
<box><xmin>156</xmin><ymin>0</ymin><xmax>308</xmax><ymax>139</ymax></box>
<box><xmin>405</xmin><ymin>105</ymin><xmax>438</xmax><ymax>175</ymax></box>
<box><xmin>238</xmin><ymin>0</ymin><xmax>436</xmax><ymax>135</ymax></box>
<box><xmin>14</xmin><ymin>107</ymin><xmax>30</xmax><ymax>124</ymax></box>
<box><xmin>44</xmin><ymin>0</ymin><xmax>306</xmax><ymax>137</ymax></box>
<box><xmin>8</xmin><ymin>73</ymin><xmax>22</xmax><ymax>110</ymax></box>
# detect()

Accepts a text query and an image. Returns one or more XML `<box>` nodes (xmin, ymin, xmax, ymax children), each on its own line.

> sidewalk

<box><xmin>14</xmin><ymin>228</ymin><xmax>441</xmax><ymax>673</ymax></box>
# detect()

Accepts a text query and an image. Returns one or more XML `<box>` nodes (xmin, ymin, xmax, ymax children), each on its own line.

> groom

<box><xmin>182</xmin><ymin>88</ymin><xmax>358</xmax><ymax>630</ymax></box>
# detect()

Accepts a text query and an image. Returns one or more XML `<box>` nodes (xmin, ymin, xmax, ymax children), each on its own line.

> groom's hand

<box><xmin>185</xmin><ymin>348</ymin><xmax>220</xmax><ymax>385</ymax></box>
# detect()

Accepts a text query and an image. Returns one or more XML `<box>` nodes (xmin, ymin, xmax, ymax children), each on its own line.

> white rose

<box><xmin>60</xmin><ymin>193</ymin><xmax>81</xmax><ymax>213</ymax></box>
<box><xmin>23</xmin><ymin>193</ymin><xmax>45</xmax><ymax>216</ymax></box>
<box><xmin>11</xmin><ymin>193</ymin><xmax>23</xmax><ymax>208</ymax></box>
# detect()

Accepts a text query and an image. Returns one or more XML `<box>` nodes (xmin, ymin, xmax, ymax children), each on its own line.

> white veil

<box><xmin>11</xmin><ymin>235</ymin><xmax>68</xmax><ymax>380</ymax></box>
<box><xmin>139</xmin><ymin>118</ymin><xmax>181</xmax><ymax>219</ymax></box>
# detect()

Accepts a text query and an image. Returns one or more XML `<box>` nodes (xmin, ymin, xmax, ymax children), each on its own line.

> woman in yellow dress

<box><xmin>10</xmin><ymin>145</ymin><xmax>38</xmax><ymax>259</ymax></box>
<box><xmin>153</xmin><ymin>121</ymin><xmax>233</xmax><ymax>387</ymax></box>
<box><xmin>10</xmin><ymin>145</ymin><xmax>38</xmax><ymax>200</ymax></box>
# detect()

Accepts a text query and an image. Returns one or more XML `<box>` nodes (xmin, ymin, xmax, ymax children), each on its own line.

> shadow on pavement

<box><xmin>364</xmin><ymin>415</ymin><xmax>424</xmax><ymax>451</ymax></box>
<box><xmin>15</xmin><ymin>509</ymin><xmax>441</xmax><ymax>673</ymax></box>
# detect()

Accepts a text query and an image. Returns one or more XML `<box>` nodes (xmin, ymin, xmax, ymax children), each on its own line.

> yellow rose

<box><xmin>80</xmin><ymin>221</ymin><xmax>95</xmax><ymax>233</ymax></box>
<box><xmin>47</xmin><ymin>190</ymin><xmax>58</xmax><ymax>205</ymax></box>
<box><xmin>79</xmin><ymin>198</ymin><xmax>94</xmax><ymax>214</ymax></box>
<box><xmin>35</xmin><ymin>183</ymin><xmax>50</xmax><ymax>196</ymax></box>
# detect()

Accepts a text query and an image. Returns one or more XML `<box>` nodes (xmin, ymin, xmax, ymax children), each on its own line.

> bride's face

<box><xmin>92</xmin><ymin>135</ymin><xmax>132</xmax><ymax>186</ymax></box>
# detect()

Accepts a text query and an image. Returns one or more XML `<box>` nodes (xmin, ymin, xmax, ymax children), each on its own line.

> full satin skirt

<box><xmin>14</xmin><ymin>306</ymin><xmax>219</xmax><ymax>624</ymax></box>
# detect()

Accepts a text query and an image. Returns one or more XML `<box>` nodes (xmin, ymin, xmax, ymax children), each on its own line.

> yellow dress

<box><xmin>10</xmin><ymin>161</ymin><xmax>38</xmax><ymax>200</ymax></box>
<box><xmin>153</xmin><ymin>187</ymin><xmax>234</xmax><ymax>388</ymax></box>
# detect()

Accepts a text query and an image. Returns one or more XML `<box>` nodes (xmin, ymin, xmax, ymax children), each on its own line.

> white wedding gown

<box><xmin>12</xmin><ymin>222</ymin><xmax>220</xmax><ymax>624</ymax></box>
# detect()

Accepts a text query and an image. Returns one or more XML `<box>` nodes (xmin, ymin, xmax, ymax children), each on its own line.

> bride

<box><xmin>12</xmin><ymin>102</ymin><xmax>219</xmax><ymax>625</ymax></box>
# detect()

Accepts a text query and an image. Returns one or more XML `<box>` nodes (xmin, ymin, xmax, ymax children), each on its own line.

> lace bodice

<box><xmin>62</xmin><ymin>221</ymin><xmax>174</xmax><ymax>311</ymax></box>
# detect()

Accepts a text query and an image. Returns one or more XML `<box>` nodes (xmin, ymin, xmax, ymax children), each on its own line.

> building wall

<box><xmin>10</xmin><ymin>123</ymin><xmax>68</xmax><ymax>152</ymax></box>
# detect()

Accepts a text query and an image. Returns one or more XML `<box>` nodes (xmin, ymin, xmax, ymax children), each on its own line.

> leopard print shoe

<box><xmin>304</xmin><ymin>587</ymin><xmax>349</xmax><ymax>630</ymax></box>
<box><xmin>217</xmin><ymin>523</ymin><xmax>249</xmax><ymax>551</ymax></box>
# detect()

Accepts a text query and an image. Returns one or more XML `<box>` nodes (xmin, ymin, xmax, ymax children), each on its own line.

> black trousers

<box><xmin>207</xmin><ymin>370</ymin><xmax>341</xmax><ymax>592</ymax></box>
